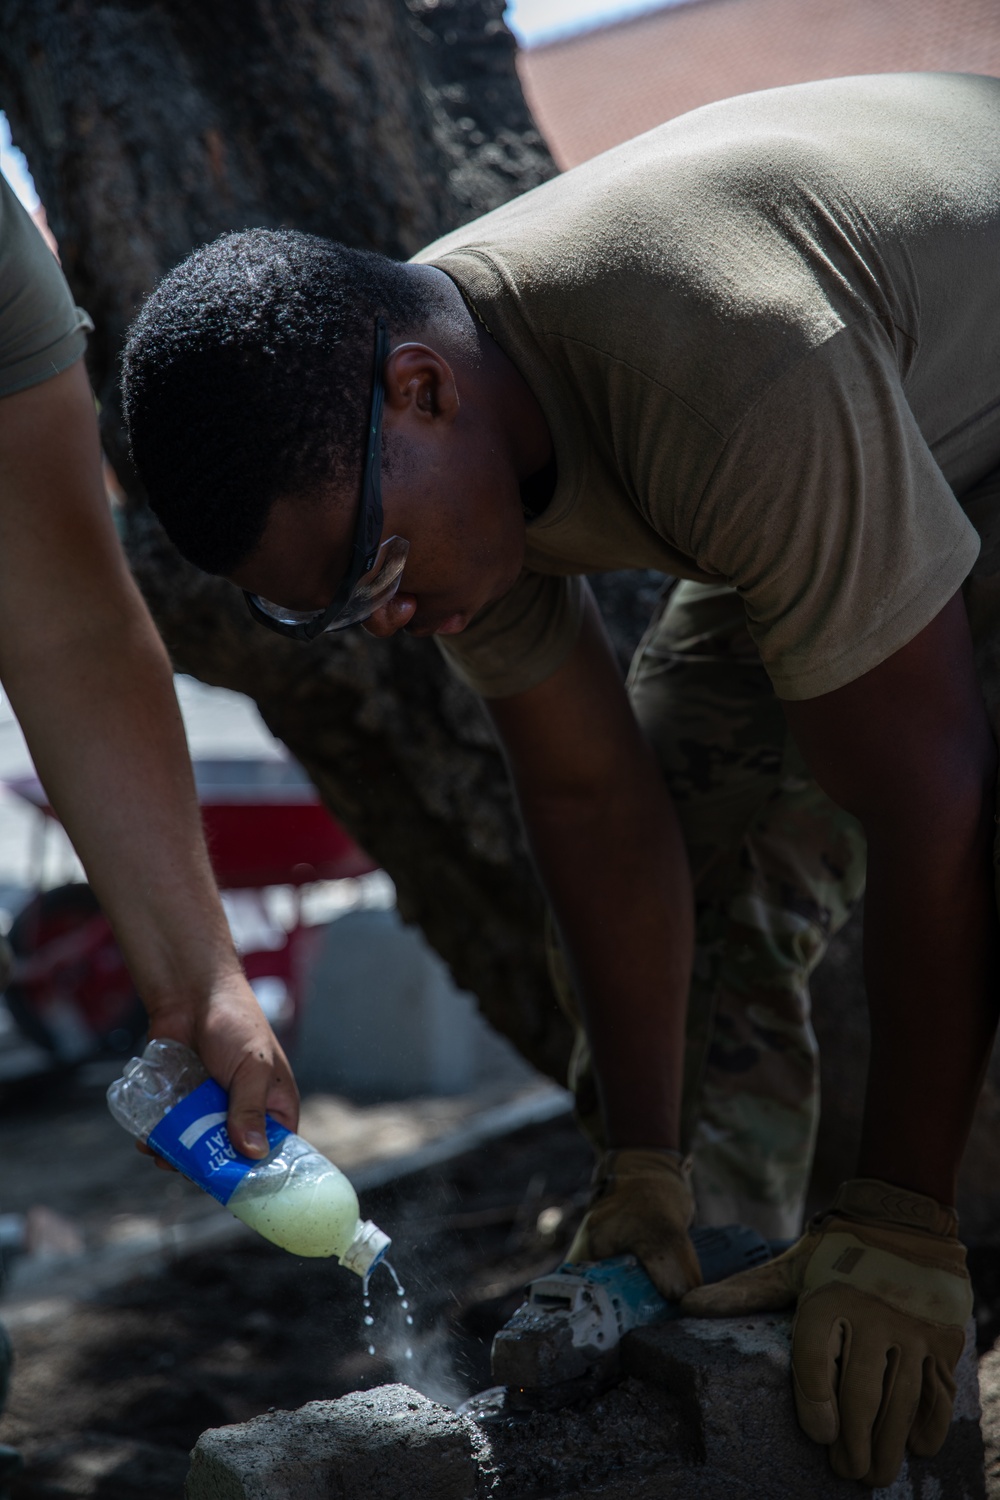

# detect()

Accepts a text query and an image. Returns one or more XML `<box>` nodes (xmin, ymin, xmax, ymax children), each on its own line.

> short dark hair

<box><xmin>121</xmin><ymin>229</ymin><xmax>429</xmax><ymax>574</ymax></box>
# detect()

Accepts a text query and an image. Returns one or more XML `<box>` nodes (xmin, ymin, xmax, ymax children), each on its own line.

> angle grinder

<box><xmin>488</xmin><ymin>1223</ymin><xmax>785</xmax><ymax>1411</ymax></box>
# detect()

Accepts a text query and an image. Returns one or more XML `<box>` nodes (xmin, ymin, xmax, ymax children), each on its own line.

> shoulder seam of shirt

<box><xmin>435</xmin><ymin>248</ymin><xmax>882</xmax><ymax>449</ymax></box>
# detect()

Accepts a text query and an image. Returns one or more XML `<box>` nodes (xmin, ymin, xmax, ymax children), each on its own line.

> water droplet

<box><xmin>400</xmin><ymin>1299</ymin><xmax>409</xmax><ymax>1310</ymax></box>
<box><xmin>405</xmin><ymin>1314</ymin><xmax>413</xmax><ymax>1325</ymax></box>
<box><xmin>404</xmin><ymin>1347</ymin><xmax>413</xmax><ymax>1360</ymax></box>
<box><xmin>384</xmin><ymin>1262</ymin><xmax>406</xmax><ymax>1298</ymax></box>
<box><xmin>364</xmin><ymin>1315</ymin><xmax>374</xmax><ymax>1326</ymax></box>
<box><xmin>367</xmin><ymin>1344</ymin><xmax>376</xmax><ymax>1356</ymax></box>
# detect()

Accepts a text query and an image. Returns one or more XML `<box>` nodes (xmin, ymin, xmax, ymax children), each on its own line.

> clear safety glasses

<box><xmin>243</xmin><ymin>318</ymin><xmax>407</xmax><ymax>642</ymax></box>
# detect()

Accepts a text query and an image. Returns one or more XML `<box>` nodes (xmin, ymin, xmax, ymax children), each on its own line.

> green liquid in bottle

<box><xmin>229</xmin><ymin>1154</ymin><xmax>362</xmax><ymax>1259</ymax></box>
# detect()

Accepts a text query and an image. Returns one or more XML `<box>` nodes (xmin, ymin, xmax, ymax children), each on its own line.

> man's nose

<box><xmin>362</xmin><ymin>594</ymin><xmax>417</xmax><ymax>638</ymax></box>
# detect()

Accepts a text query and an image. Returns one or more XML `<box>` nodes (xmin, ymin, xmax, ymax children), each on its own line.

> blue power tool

<box><xmin>491</xmin><ymin>1224</ymin><xmax>779</xmax><ymax>1407</ymax></box>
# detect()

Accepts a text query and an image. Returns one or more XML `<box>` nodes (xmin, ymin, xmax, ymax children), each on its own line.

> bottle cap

<box><xmin>340</xmin><ymin>1219</ymin><xmax>391</xmax><ymax>1278</ymax></box>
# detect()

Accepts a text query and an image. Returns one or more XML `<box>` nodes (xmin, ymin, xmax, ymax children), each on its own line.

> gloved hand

<box><xmin>680</xmin><ymin>1178</ymin><xmax>973</xmax><ymax>1488</ymax></box>
<box><xmin>567</xmin><ymin>1147</ymin><xmax>703</xmax><ymax>1299</ymax></box>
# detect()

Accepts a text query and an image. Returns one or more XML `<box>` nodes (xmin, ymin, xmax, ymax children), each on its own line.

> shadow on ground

<box><xmin>1</xmin><ymin>1116</ymin><xmax>593</xmax><ymax>1499</ymax></box>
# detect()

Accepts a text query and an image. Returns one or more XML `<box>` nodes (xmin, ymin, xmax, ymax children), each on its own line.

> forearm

<box><xmin>489</xmin><ymin>589</ymin><xmax>696</xmax><ymax>1149</ymax></box>
<box><xmin>859</xmin><ymin>797</ymin><xmax>999</xmax><ymax>1202</ymax></box>
<box><xmin>0</xmin><ymin>361</ymin><xmax>296</xmax><ymax>1145</ymax></box>
<box><xmin>2</xmin><ymin>609</ymin><xmax>240</xmax><ymax>1018</ymax></box>
<box><xmin>517</xmin><ymin>756</ymin><xmax>694</xmax><ymax>1148</ymax></box>
<box><xmin>783</xmin><ymin>593</ymin><xmax>1000</xmax><ymax>1206</ymax></box>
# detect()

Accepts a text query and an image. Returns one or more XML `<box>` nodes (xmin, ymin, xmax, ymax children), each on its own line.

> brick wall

<box><xmin>518</xmin><ymin>0</ymin><xmax>1000</xmax><ymax>168</ymax></box>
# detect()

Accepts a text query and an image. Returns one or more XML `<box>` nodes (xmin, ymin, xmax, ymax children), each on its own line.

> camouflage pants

<box><xmin>555</xmin><ymin>466</ymin><xmax>1000</xmax><ymax>1241</ymax></box>
<box><xmin>556</xmin><ymin>577</ymin><xmax>868</xmax><ymax>1239</ymax></box>
<box><xmin>626</xmin><ymin>580</ymin><xmax>867</xmax><ymax>1239</ymax></box>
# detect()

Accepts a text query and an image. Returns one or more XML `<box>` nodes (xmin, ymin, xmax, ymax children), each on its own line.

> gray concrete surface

<box><xmin>979</xmin><ymin>1341</ymin><xmax>1000</xmax><ymax>1498</ymax></box>
<box><xmin>623</xmin><ymin>1313</ymin><xmax>984</xmax><ymax>1499</ymax></box>
<box><xmin>185</xmin><ymin>1386</ymin><xmax>482</xmax><ymax>1500</ymax></box>
<box><xmin>186</xmin><ymin>1315</ymin><xmax>985</xmax><ymax>1499</ymax></box>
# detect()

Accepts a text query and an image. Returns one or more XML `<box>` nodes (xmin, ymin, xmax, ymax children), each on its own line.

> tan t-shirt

<box><xmin>415</xmin><ymin>72</ymin><xmax>1000</xmax><ymax>701</ymax></box>
<box><xmin>0</xmin><ymin>172</ymin><xmax>92</xmax><ymax>398</ymax></box>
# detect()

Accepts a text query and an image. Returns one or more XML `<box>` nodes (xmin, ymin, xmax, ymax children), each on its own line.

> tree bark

<box><xmin>0</xmin><ymin>0</ymin><xmax>590</xmax><ymax>1078</ymax></box>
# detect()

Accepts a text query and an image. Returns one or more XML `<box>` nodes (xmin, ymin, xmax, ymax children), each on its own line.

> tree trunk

<box><xmin>0</xmin><ymin>0</ymin><xmax>596</xmax><ymax>1079</ymax></box>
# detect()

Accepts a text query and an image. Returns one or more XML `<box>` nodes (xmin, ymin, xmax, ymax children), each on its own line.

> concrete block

<box><xmin>187</xmin><ymin>1375</ymin><xmax>752</xmax><ymax>1500</ymax></box>
<box><xmin>477</xmin><ymin>1375</ymin><xmax>757</xmax><ymax>1497</ymax></box>
<box><xmin>186</xmin><ymin>1318</ymin><xmax>985</xmax><ymax>1499</ymax></box>
<box><xmin>184</xmin><ymin>1384</ymin><xmax>481</xmax><ymax>1500</ymax></box>
<box><xmin>622</xmin><ymin>1312</ymin><xmax>985</xmax><ymax>1499</ymax></box>
<box><xmin>977</xmin><ymin>1339</ymin><xmax>1000</xmax><ymax>1496</ymax></box>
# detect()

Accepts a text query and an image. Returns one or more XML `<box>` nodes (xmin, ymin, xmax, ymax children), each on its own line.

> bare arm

<box><xmin>783</xmin><ymin>590</ymin><xmax>999</xmax><ymax>1203</ymax></box>
<box><xmin>489</xmin><ymin>588</ymin><xmax>694</xmax><ymax>1148</ymax></box>
<box><xmin>491</xmin><ymin>578</ymin><xmax>998</xmax><ymax>1206</ymax></box>
<box><xmin>0</xmin><ymin>360</ymin><xmax>298</xmax><ymax>1151</ymax></box>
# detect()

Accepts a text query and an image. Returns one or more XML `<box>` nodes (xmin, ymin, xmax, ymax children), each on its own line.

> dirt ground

<box><xmin>2</xmin><ymin>1087</ymin><xmax>1000</xmax><ymax>1499</ymax></box>
<box><xmin>0</xmin><ymin>1106</ymin><xmax>593</xmax><ymax>1499</ymax></box>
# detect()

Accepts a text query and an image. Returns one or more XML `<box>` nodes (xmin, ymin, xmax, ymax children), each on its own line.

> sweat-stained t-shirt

<box><xmin>0</xmin><ymin>171</ymin><xmax>92</xmax><ymax>398</ymax></box>
<box><xmin>413</xmin><ymin>72</ymin><xmax>1000</xmax><ymax>701</ymax></box>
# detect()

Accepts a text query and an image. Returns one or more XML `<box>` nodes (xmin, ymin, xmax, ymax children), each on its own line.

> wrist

<box><xmin>142</xmin><ymin>962</ymin><xmax>248</xmax><ymax>1025</ymax></box>
<box><xmin>829</xmin><ymin>1177</ymin><xmax>960</xmax><ymax>1239</ymax></box>
<box><xmin>604</xmin><ymin>1108</ymin><xmax>680</xmax><ymax>1152</ymax></box>
<box><xmin>857</xmin><ymin>1143</ymin><xmax>957</xmax><ymax>1209</ymax></box>
<box><xmin>594</xmin><ymin>1146</ymin><xmax>693</xmax><ymax>1188</ymax></box>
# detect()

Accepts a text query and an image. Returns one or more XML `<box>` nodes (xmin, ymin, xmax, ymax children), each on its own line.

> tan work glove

<box><xmin>681</xmin><ymin>1178</ymin><xmax>973</xmax><ymax>1488</ymax></box>
<box><xmin>567</xmin><ymin>1147</ymin><xmax>703</xmax><ymax>1299</ymax></box>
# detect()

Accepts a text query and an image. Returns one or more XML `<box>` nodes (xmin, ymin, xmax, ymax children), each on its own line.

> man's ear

<box><xmin>383</xmin><ymin>343</ymin><xmax>459</xmax><ymax>425</ymax></box>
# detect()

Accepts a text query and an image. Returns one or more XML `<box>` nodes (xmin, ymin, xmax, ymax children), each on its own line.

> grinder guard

<box><xmin>492</xmin><ymin>1223</ymin><xmax>779</xmax><ymax>1408</ymax></box>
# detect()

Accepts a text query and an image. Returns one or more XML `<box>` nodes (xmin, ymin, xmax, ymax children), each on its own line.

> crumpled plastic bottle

<box><xmin>107</xmin><ymin>1038</ymin><xmax>389</xmax><ymax>1274</ymax></box>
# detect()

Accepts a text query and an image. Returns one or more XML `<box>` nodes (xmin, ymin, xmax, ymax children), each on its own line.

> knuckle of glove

<box><xmin>567</xmin><ymin>1148</ymin><xmax>700</xmax><ymax>1295</ymax></box>
<box><xmin>799</xmin><ymin>1215</ymin><xmax>973</xmax><ymax>1332</ymax></box>
<box><xmin>681</xmin><ymin>1236</ymin><xmax>813</xmax><ymax>1317</ymax></box>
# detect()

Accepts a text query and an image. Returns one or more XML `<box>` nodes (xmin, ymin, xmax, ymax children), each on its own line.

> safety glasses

<box><xmin>243</xmin><ymin>318</ymin><xmax>408</xmax><ymax>641</ymax></box>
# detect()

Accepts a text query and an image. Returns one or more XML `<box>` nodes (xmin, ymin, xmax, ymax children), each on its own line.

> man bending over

<box><xmin>122</xmin><ymin>73</ymin><xmax>1000</xmax><ymax>1487</ymax></box>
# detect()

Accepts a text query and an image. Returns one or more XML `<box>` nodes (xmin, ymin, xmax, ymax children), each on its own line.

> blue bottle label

<box><xmin>147</xmin><ymin>1077</ymin><xmax>291</xmax><ymax>1206</ymax></box>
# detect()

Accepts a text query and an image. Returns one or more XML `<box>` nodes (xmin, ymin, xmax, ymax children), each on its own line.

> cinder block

<box><xmin>186</xmin><ymin>1319</ymin><xmax>985</xmax><ymax>1500</ymax></box>
<box><xmin>184</xmin><ymin>1384</ymin><xmax>480</xmax><ymax>1500</ymax></box>
<box><xmin>621</xmin><ymin>1312</ymin><xmax>985</xmax><ymax>1499</ymax></box>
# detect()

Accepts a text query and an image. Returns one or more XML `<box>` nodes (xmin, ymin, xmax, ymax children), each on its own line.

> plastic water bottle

<box><xmin>107</xmin><ymin>1038</ymin><xmax>389</xmax><ymax>1275</ymax></box>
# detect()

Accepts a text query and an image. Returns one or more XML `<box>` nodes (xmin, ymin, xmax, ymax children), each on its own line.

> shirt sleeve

<box><xmin>0</xmin><ymin>173</ymin><xmax>92</xmax><ymax>398</ymax></box>
<box><xmin>685</xmin><ymin>317</ymin><xmax>981</xmax><ymax>700</ymax></box>
<box><xmin>435</xmin><ymin>570</ymin><xmax>587</xmax><ymax>699</ymax></box>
